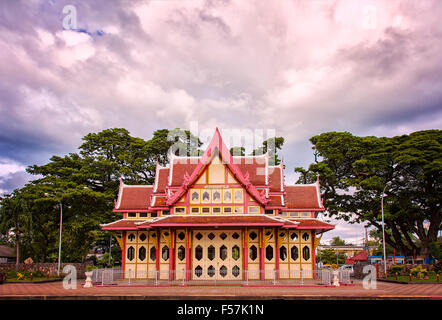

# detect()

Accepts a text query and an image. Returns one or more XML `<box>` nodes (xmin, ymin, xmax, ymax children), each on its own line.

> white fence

<box><xmin>90</xmin><ymin>268</ymin><xmax>352</xmax><ymax>286</ymax></box>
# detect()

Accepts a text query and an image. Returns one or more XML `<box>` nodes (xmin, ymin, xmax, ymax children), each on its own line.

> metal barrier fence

<box><xmin>90</xmin><ymin>268</ymin><xmax>351</xmax><ymax>286</ymax></box>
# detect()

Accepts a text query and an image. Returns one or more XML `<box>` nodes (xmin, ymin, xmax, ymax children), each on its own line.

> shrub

<box><xmin>410</xmin><ymin>266</ymin><xmax>428</xmax><ymax>278</ymax></box>
<box><xmin>390</xmin><ymin>264</ymin><xmax>405</xmax><ymax>274</ymax></box>
<box><xmin>434</xmin><ymin>261</ymin><xmax>442</xmax><ymax>274</ymax></box>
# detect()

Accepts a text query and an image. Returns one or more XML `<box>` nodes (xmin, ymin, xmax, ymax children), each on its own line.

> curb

<box><xmin>378</xmin><ymin>279</ymin><xmax>441</xmax><ymax>285</ymax></box>
<box><xmin>3</xmin><ymin>279</ymin><xmax>64</xmax><ymax>284</ymax></box>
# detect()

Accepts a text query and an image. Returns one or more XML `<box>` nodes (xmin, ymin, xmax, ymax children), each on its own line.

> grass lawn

<box><xmin>386</xmin><ymin>275</ymin><xmax>440</xmax><ymax>283</ymax></box>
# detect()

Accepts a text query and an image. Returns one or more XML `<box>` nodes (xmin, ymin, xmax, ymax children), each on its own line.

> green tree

<box><xmin>369</xmin><ymin>229</ymin><xmax>395</xmax><ymax>256</ymax></box>
<box><xmin>0</xmin><ymin>127</ymin><xmax>202</xmax><ymax>263</ymax></box>
<box><xmin>330</xmin><ymin>236</ymin><xmax>346</xmax><ymax>246</ymax></box>
<box><xmin>0</xmin><ymin>191</ymin><xmax>32</xmax><ymax>268</ymax></box>
<box><xmin>251</xmin><ymin>137</ymin><xmax>285</xmax><ymax>165</ymax></box>
<box><xmin>230</xmin><ymin>147</ymin><xmax>245</xmax><ymax>156</ymax></box>
<box><xmin>296</xmin><ymin>130</ymin><xmax>441</xmax><ymax>258</ymax></box>
<box><xmin>317</xmin><ymin>248</ymin><xmax>346</xmax><ymax>265</ymax></box>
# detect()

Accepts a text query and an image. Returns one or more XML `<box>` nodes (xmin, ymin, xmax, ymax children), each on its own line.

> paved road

<box><xmin>0</xmin><ymin>279</ymin><xmax>441</xmax><ymax>299</ymax></box>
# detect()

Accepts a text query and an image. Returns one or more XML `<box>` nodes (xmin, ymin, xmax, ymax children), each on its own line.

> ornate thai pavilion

<box><xmin>101</xmin><ymin>129</ymin><xmax>334</xmax><ymax>281</ymax></box>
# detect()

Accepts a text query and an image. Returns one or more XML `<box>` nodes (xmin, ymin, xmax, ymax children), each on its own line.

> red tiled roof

<box><xmin>151</xmin><ymin>195</ymin><xmax>166</xmax><ymax>207</ymax></box>
<box><xmin>166</xmin><ymin>130</ymin><xmax>268</xmax><ymax>206</ymax></box>
<box><xmin>347</xmin><ymin>251</ymin><xmax>368</xmax><ymax>262</ymax></box>
<box><xmin>155</xmin><ymin>167</ymin><xmax>169</xmax><ymax>193</ymax></box>
<box><xmin>268</xmin><ymin>166</ymin><xmax>282</xmax><ymax>192</ymax></box>
<box><xmin>285</xmin><ymin>219</ymin><xmax>334</xmax><ymax>230</ymax></box>
<box><xmin>101</xmin><ymin>219</ymin><xmax>146</xmax><ymax>230</ymax></box>
<box><xmin>285</xmin><ymin>185</ymin><xmax>322</xmax><ymax>209</ymax></box>
<box><xmin>116</xmin><ymin>185</ymin><xmax>153</xmax><ymax>211</ymax></box>
<box><xmin>267</xmin><ymin>195</ymin><xmax>283</xmax><ymax>207</ymax></box>
<box><xmin>137</xmin><ymin>215</ymin><xmax>285</xmax><ymax>227</ymax></box>
<box><xmin>170</xmin><ymin>159</ymin><xmax>199</xmax><ymax>187</ymax></box>
<box><xmin>235</xmin><ymin>157</ymin><xmax>267</xmax><ymax>186</ymax></box>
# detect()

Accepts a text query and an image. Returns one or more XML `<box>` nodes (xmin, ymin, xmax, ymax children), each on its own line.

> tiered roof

<box><xmin>102</xmin><ymin>215</ymin><xmax>334</xmax><ymax>233</ymax></box>
<box><xmin>114</xmin><ymin>128</ymin><xmax>325</xmax><ymax>214</ymax></box>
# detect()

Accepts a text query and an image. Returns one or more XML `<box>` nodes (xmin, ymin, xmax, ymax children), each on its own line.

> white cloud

<box><xmin>0</xmin><ymin>0</ymin><xmax>441</xmax><ymax>193</ymax></box>
<box><xmin>0</xmin><ymin>158</ymin><xmax>26</xmax><ymax>176</ymax></box>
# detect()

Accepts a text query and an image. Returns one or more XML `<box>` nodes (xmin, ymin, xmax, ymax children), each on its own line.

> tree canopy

<box><xmin>296</xmin><ymin>130</ymin><xmax>441</xmax><ymax>258</ymax></box>
<box><xmin>0</xmin><ymin>128</ymin><xmax>202</xmax><ymax>263</ymax></box>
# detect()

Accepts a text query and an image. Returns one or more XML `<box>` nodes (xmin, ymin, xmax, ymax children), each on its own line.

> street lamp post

<box><xmin>381</xmin><ymin>181</ymin><xmax>392</xmax><ymax>275</ymax></box>
<box><xmin>57</xmin><ymin>201</ymin><xmax>63</xmax><ymax>276</ymax></box>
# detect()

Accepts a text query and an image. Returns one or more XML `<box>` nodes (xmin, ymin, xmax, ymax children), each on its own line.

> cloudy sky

<box><xmin>1</xmin><ymin>0</ymin><xmax>441</xmax><ymax>244</ymax></box>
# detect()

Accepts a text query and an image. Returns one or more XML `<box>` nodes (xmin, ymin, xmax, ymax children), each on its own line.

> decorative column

<box><xmin>243</xmin><ymin>227</ymin><xmax>248</xmax><ymax>279</ymax></box>
<box><xmin>185</xmin><ymin>228</ymin><xmax>191</xmax><ymax>281</ymax></box>
<box><xmin>121</xmin><ymin>231</ymin><xmax>126</xmax><ymax>280</ymax></box>
<box><xmin>169</xmin><ymin>228</ymin><xmax>175</xmax><ymax>281</ymax></box>
<box><xmin>312</xmin><ymin>230</ymin><xmax>321</xmax><ymax>280</ymax></box>
<box><xmin>275</xmin><ymin>228</ymin><xmax>280</xmax><ymax>280</ymax></box>
<box><xmin>155</xmin><ymin>229</ymin><xmax>160</xmax><ymax>272</ymax></box>
<box><xmin>260</xmin><ymin>227</ymin><xmax>265</xmax><ymax>280</ymax></box>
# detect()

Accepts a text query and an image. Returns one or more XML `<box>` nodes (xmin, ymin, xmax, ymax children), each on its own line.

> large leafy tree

<box><xmin>0</xmin><ymin>190</ymin><xmax>32</xmax><ymax>267</ymax></box>
<box><xmin>330</xmin><ymin>236</ymin><xmax>346</xmax><ymax>246</ymax></box>
<box><xmin>295</xmin><ymin>130</ymin><xmax>441</xmax><ymax>258</ymax></box>
<box><xmin>316</xmin><ymin>248</ymin><xmax>346</xmax><ymax>265</ymax></box>
<box><xmin>0</xmin><ymin>128</ymin><xmax>202</xmax><ymax>263</ymax></box>
<box><xmin>230</xmin><ymin>137</ymin><xmax>285</xmax><ymax>165</ymax></box>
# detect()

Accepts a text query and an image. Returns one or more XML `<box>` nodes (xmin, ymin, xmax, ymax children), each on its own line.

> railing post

<box><xmin>181</xmin><ymin>269</ymin><xmax>185</xmax><ymax>286</ymax></box>
<box><xmin>101</xmin><ymin>269</ymin><xmax>104</xmax><ymax>286</ymax></box>
<box><xmin>272</xmin><ymin>269</ymin><xmax>276</xmax><ymax>285</ymax></box>
<box><xmin>245</xmin><ymin>270</ymin><xmax>248</xmax><ymax>286</ymax></box>
<box><xmin>128</xmin><ymin>269</ymin><xmax>131</xmax><ymax>285</ymax></box>
<box><xmin>155</xmin><ymin>270</ymin><xmax>158</xmax><ymax>286</ymax></box>
<box><xmin>301</xmin><ymin>269</ymin><xmax>304</xmax><ymax>285</ymax></box>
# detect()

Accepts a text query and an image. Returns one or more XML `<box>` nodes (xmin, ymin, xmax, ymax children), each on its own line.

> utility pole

<box><xmin>365</xmin><ymin>226</ymin><xmax>369</xmax><ymax>256</ymax></box>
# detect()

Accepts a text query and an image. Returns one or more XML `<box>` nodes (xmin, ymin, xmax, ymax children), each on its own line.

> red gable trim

<box><xmin>136</xmin><ymin>215</ymin><xmax>285</xmax><ymax>228</ymax></box>
<box><xmin>166</xmin><ymin>128</ymin><xmax>268</xmax><ymax>206</ymax></box>
<box><xmin>101</xmin><ymin>219</ymin><xmax>146</xmax><ymax>231</ymax></box>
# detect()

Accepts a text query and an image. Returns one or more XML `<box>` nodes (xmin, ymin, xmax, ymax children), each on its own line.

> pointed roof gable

<box><xmin>166</xmin><ymin>128</ymin><xmax>268</xmax><ymax>206</ymax></box>
<box><xmin>114</xmin><ymin>178</ymin><xmax>153</xmax><ymax>211</ymax></box>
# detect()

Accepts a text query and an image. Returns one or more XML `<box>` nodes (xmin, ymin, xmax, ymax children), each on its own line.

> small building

<box><xmin>345</xmin><ymin>251</ymin><xmax>368</xmax><ymax>264</ymax></box>
<box><xmin>369</xmin><ymin>256</ymin><xmax>405</xmax><ymax>264</ymax></box>
<box><xmin>317</xmin><ymin>245</ymin><xmax>376</xmax><ymax>258</ymax></box>
<box><xmin>0</xmin><ymin>245</ymin><xmax>15</xmax><ymax>264</ymax></box>
<box><xmin>101</xmin><ymin>129</ymin><xmax>335</xmax><ymax>281</ymax></box>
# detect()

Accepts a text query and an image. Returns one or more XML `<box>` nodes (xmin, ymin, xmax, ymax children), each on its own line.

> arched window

<box><xmin>177</xmin><ymin>245</ymin><xmax>185</xmax><ymax>261</ymax></box>
<box><xmin>127</xmin><ymin>246</ymin><xmax>135</xmax><ymax>261</ymax></box>
<box><xmin>279</xmin><ymin>246</ymin><xmax>287</xmax><ymax>261</ymax></box>
<box><xmin>232</xmin><ymin>245</ymin><xmax>240</xmax><ymax>261</ymax></box>
<box><xmin>249</xmin><ymin>245</ymin><xmax>257</xmax><ymax>261</ymax></box>
<box><xmin>291</xmin><ymin>246</ymin><xmax>299</xmax><ymax>261</ymax></box>
<box><xmin>162</xmin><ymin>246</ymin><xmax>169</xmax><ymax>261</ymax></box>
<box><xmin>150</xmin><ymin>247</ymin><xmax>156</xmax><ymax>261</ymax></box>
<box><xmin>265</xmin><ymin>245</ymin><xmax>274</xmax><ymax>261</ymax></box>
<box><xmin>220</xmin><ymin>245</ymin><xmax>228</xmax><ymax>260</ymax></box>
<box><xmin>302</xmin><ymin>246</ymin><xmax>310</xmax><ymax>261</ymax></box>
<box><xmin>138</xmin><ymin>246</ymin><xmax>146</xmax><ymax>261</ymax></box>
<box><xmin>195</xmin><ymin>245</ymin><xmax>203</xmax><ymax>260</ymax></box>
